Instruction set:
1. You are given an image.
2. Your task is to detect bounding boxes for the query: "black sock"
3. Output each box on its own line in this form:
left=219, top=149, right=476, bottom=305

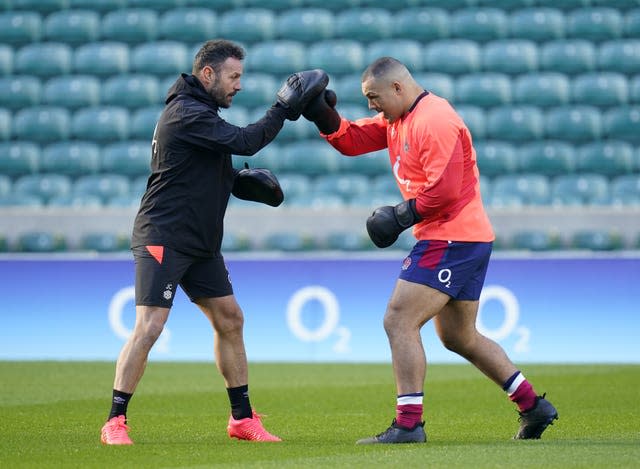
left=227, top=384, right=252, bottom=420
left=108, top=389, right=133, bottom=421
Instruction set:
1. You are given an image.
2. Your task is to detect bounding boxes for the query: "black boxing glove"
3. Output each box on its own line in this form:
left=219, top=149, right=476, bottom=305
left=276, top=69, right=329, bottom=121
left=366, top=199, right=422, bottom=248
left=303, top=89, right=341, bottom=135
left=232, top=163, right=284, bottom=207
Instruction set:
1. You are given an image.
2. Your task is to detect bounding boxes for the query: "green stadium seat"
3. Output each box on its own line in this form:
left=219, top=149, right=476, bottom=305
left=474, top=140, right=517, bottom=177
left=540, top=39, right=596, bottom=75
left=13, top=174, right=72, bottom=203
left=335, top=104, right=374, bottom=122
left=477, top=0, right=535, bottom=10
left=603, top=106, right=640, bottom=144
left=413, top=73, right=455, bottom=101
left=451, top=8, right=509, bottom=43
left=80, top=232, right=128, bottom=252
left=349, top=191, right=403, bottom=208
left=0, top=234, right=7, bottom=252
left=106, top=193, right=144, bottom=208
left=131, top=175, right=149, bottom=198
left=0, top=175, right=10, bottom=198
left=455, top=73, right=511, bottom=107
left=455, top=105, right=486, bottom=139
left=247, top=41, right=305, bottom=75
left=324, top=231, right=371, bottom=251
left=74, top=42, right=129, bottom=77
left=102, top=74, right=160, bottom=109
left=41, top=141, right=101, bottom=176
left=572, top=72, right=629, bottom=108
left=631, top=75, right=640, bottom=103
left=0, top=75, right=42, bottom=111
left=313, top=173, right=369, bottom=202
left=567, top=8, right=624, bottom=42
left=508, top=8, right=565, bottom=42
left=365, top=40, right=423, bottom=72
left=519, top=141, right=575, bottom=176
left=487, top=106, right=544, bottom=142
left=102, top=141, right=150, bottom=176
left=0, top=11, right=42, bottom=47
left=220, top=232, right=251, bottom=252
left=128, top=0, right=184, bottom=11
left=12, top=0, right=68, bottom=14
left=275, top=173, right=309, bottom=199
left=69, top=0, right=127, bottom=13
left=371, top=174, right=400, bottom=196
left=334, top=73, right=365, bottom=105
left=159, top=8, right=216, bottom=43
left=307, top=40, right=365, bottom=75
left=392, top=7, right=449, bottom=42
left=231, top=73, right=278, bottom=108
left=610, top=174, right=640, bottom=205
left=571, top=229, right=623, bottom=251
left=102, top=9, right=158, bottom=44
left=72, top=106, right=129, bottom=143
left=0, top=193, right=44, bottom=207
left=280, top=140, right=341, bottom=176
left=626, top=8, right=640, bottom=37
left=513, top=72, right=570, bottom=108
left=285, top=192, right=346, bottom=208
left=131, top=105, right=162, bottom=140
left=219, top=9, right=276, bottom=43
left=48, top=193, right=103, bottom=207
left=272, top=116, right=313, bottom=142
left=73, top=173, right=130, bottom=202
left=304, top=0, right=359, bottom=9
left=577, top=141, right=634, bottom=177
left=0, top=45, right=12, bottom=76
left=545, top=106, right=602, bottom=143
left=158, top=75, right=177, bottom=102
left=219, top=106, right=250, bottom=127
left=492, top=174, right=551, bottom=205
left=335, top=8, right=392, bottom=43
left=0, top=141, right=39, bottom=176
left=534, top=0, right=589, bottom=9
left=0, top=108, right=10, bottom=141
left=424, top=40, right=481, bottom=75
left=339, top=149, right=390, bottom=177
left=262, top=231, right=315, bottom=251
left=131, top=41, right=189, bottom=75
left=552, top=174, right=610, bottom=206
left=276, top=8, right=334, bottom=43
left=394, top=229, right=418, bottom=251
left=44, top=10, right=100, bottom=46
left=14, top=106, right=71, bottom=143
left=511, top=229, right=562, bottom=251
left=597, top=40, right=640, bottom=75
left=482, top=40, right=538, bottom=75
left=43, top=75, right=101, bottom=110
left=479, top=174, right=491, bottom=204
left=17, top=231, right=66, bottom=252
left=15, top=43, right=72, bottom=78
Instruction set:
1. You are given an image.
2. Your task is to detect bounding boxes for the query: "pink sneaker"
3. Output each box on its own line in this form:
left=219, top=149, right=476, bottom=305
left=101, top=415, right=133, bottom=445
left=227, top=410, right=282, bottom=442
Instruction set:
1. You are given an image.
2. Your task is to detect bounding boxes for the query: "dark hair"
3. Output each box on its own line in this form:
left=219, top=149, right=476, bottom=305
left=361, top=56, right=404, bottom=82
left=192, top=39, right=245, bottom=74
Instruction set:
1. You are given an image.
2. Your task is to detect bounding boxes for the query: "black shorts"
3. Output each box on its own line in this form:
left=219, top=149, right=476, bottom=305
left=132, top=245, right=233, bottom=308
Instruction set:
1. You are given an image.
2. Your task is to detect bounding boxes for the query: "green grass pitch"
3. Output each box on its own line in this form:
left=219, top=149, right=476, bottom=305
left=1, top=362, right=638, bottom=468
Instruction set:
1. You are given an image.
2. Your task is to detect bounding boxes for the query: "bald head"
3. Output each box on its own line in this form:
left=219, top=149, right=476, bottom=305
left=361, top=57, right=424, bottom=123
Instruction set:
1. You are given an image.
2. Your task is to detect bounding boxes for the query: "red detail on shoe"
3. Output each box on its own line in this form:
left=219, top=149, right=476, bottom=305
left=101, top=415, right=133, bottom=445
left=396, top=403, right=423, bottom=429
left=227, top=410, right=282, bottom=442
left=146, top=245, right=164, bottom=264
left=417, top=240, right=448, bottom=269
left=510, top=380, right=537, bottom=412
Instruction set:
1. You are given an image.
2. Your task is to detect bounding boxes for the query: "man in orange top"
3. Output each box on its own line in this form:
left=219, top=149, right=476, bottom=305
left=302, top=57, right=558, bottom=444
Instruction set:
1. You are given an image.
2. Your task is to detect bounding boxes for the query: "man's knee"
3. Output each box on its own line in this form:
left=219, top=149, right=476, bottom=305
left=213, top=307, right=244, bottom=336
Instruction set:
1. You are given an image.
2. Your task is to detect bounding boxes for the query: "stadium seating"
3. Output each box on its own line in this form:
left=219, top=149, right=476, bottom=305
left=540, top=40, right=596, bottom=75
left=455, top=105, right=486, bottom=139
left=74, top=42, right=130, bottom=77
left=275, top=8, right=334, bottom=43
left=324, top=231, right=372, bottom=251
left=43, top=75, right=101, bottom=110
left=229, top=73, right=277, bottom=108
left=482, top=39, right=538, bottom=75
left=611, top=174, right=640, bottom=205
left=248, top=41, right=306, bottom=75
left=424, top=40, right=481, bottom=75
left=13, top=106, right=71, bottom=143
left=492, top=174, right=551, bottom=205
left=577, top=141, right=635, bottom=177
left=159, top=8, right=217, bottom=43
left=0, top=45, right=12, bottom=76
left=545, top=106, right=602, bottom=143
left=274, top=173, right=309, bottom=200
left=102, top=74, right=160, bottom=108
left=220, top=232, right=251, bottom=252
left=16, top=231, right=66, bottom=252
left=339, top=149, right=390, bottom=177
left=80, top=231, right=129, bottom=252
left=552, top=174, right=610, bottom=206
left=101, top=8, right=159, bottom=44
left=626, top=8, right=640, bottom=37
left=41, top=141, right=101, bottom=176
left=474, top=141, right=518, bottom=177
left=101, top=141, right=151, bottom=176
left=0, top=193, right=43, bottom=207
left=262, top=231, right=315, bottom=251
left=131, top=41, right=189, bottom=75
left=513, top=73, right=570, bottom=108
left=0, top=109, right=10, bottom=141
left=279, top=140, right=341, bottom=176
left=304, top=0, right=358, bottom=10
left=219, top=8, right=276, bottom=43
left=603, top=106, right=640, bottom=143
left=335, top=8, right=393, bottom=43
left=72, top=106, right=129, bottom=142
left=313, top=173, right=370, bottom=203
left=307, top=40, right=365, bottom=75
left=69, top=0, right=127, bottom=13
left=519, top=141, right=575, bottom=176
left=0, top=141, right=40, bottom=176
left=598, top=40, right=640, bottom=75
left=455, top=73, right=511, bottom=107
left=366, top=40, right=423, bottom=72
left=48, top=193, right=103, bottom=207
left=0, top=175, right=11, bottom=198
left=572, top=73, right=629, bottom=108
left=566, top=8, right=624, bottom=42
left=0, top=11, right=42, bottom=47
left=511, top=229, right=562, bottom=251
left=535, top=0, right=589, bottom=10
left=508, top=8, right=565, bottom=42
left=392, top=7, right=450, bottom=42
left=13, top=174, right=72, bottom=203
left=14, top=43, right=73, bottom=77
left=44, top=10, right=100, bottom=46
left=486, top=106, right=544, bottom=142
left=450, top=8, right=509, bottom=42
left=571, top=229, right=623, bottom=251
left=130, top=105, right=163, bottom=140
left=73, top=173, right=130, bottom=202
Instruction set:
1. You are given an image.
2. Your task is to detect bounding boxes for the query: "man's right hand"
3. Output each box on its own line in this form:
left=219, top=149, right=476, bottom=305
left=303, top=89, right=341, bottom=135
left=276, top=69, right=328, bottom=121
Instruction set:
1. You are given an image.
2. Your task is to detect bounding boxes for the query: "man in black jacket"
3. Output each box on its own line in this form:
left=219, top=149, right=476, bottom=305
left=101, top=39, right=328, bottom=445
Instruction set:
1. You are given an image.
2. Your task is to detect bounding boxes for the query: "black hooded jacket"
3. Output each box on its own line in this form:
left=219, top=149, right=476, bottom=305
left=131, top=73, right=287, bottom=257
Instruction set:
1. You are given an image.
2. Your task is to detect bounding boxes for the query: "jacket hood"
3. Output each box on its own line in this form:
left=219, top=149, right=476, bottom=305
left=165, top=73, right=218, bottom=110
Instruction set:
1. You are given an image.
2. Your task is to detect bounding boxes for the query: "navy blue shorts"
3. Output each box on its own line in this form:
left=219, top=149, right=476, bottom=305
left=398, top=240, right=493, bottom=300
left=132, top=245, right=233, bottom=308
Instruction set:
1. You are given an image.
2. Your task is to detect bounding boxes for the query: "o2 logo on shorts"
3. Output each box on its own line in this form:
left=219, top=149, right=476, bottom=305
left=438, top=268, right=452, bottom=288
left=401, top=257, right=412, bottom=270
